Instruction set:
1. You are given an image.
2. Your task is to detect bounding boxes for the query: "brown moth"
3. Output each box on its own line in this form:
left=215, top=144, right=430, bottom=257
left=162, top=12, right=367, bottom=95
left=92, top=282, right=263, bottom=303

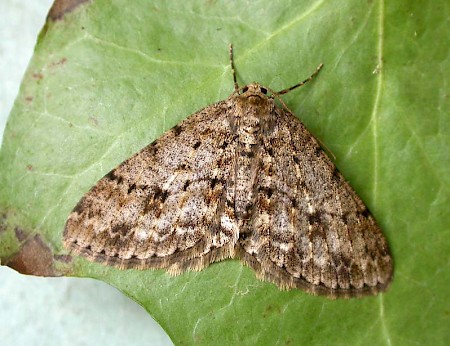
left=64, top=45, right=392, bottom=298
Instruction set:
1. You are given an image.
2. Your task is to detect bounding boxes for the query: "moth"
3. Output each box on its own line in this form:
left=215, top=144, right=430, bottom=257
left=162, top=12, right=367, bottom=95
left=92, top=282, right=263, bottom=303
left=64, top=45, right=392, bottom=298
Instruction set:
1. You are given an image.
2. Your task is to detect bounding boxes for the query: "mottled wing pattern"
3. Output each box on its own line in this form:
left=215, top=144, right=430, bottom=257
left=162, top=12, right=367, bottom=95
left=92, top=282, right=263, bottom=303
left=238, top=108, right=392, bottom=298
left=64, top=101, right=239, bottom=273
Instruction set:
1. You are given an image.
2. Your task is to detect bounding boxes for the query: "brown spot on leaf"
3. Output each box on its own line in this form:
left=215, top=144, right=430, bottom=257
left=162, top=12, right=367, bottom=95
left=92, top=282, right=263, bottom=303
left=0, top=212, right=6, bottom=235
left=54, top=254, right=72, bottom=263
left=25, top=96, right=33, bottom=103
left=47, top=0, right=91, bottom=21
left=88, top=115, right=98, bottom=126
left=14, top=226, right=27, bottom=242
left=26, top=164, right=33, bottom=171
left=262, top=304, right=273, bottom=318
left=262, top=304, right=282, bottom=318
left=53, top=57, right=67, bottom=66
left=6, top=235, right=61, bottom=277
left=32, top=72, right=43, bottom=80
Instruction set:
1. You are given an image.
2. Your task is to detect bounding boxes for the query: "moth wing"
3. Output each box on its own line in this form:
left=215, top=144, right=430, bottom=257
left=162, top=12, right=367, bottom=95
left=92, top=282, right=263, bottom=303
left=64, top=100, right=239, bottom=273
left=238, top=110, right=393, bottom=298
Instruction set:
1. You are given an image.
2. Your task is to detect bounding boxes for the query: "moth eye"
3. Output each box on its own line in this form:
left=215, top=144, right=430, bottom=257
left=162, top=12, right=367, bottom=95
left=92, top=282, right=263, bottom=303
left=242, top=86, right=249, bottom=93
left=260, top=87, right=267, bottom=94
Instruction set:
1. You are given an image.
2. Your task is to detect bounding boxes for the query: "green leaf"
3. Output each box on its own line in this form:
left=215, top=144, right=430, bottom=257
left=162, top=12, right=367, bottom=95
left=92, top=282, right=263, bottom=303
left=1, top=0, right=449, bottom=344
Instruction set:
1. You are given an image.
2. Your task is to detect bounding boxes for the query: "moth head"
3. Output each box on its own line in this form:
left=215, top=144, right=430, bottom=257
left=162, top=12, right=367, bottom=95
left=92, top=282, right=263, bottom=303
left=238, top=83, right=274, bottom=105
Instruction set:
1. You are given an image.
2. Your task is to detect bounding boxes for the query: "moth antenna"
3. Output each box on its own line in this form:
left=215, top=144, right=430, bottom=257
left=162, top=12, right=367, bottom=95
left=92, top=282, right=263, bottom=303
left=277, top=63, right=324, bottom=95
left=229, top=44, right=239, bottom=92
